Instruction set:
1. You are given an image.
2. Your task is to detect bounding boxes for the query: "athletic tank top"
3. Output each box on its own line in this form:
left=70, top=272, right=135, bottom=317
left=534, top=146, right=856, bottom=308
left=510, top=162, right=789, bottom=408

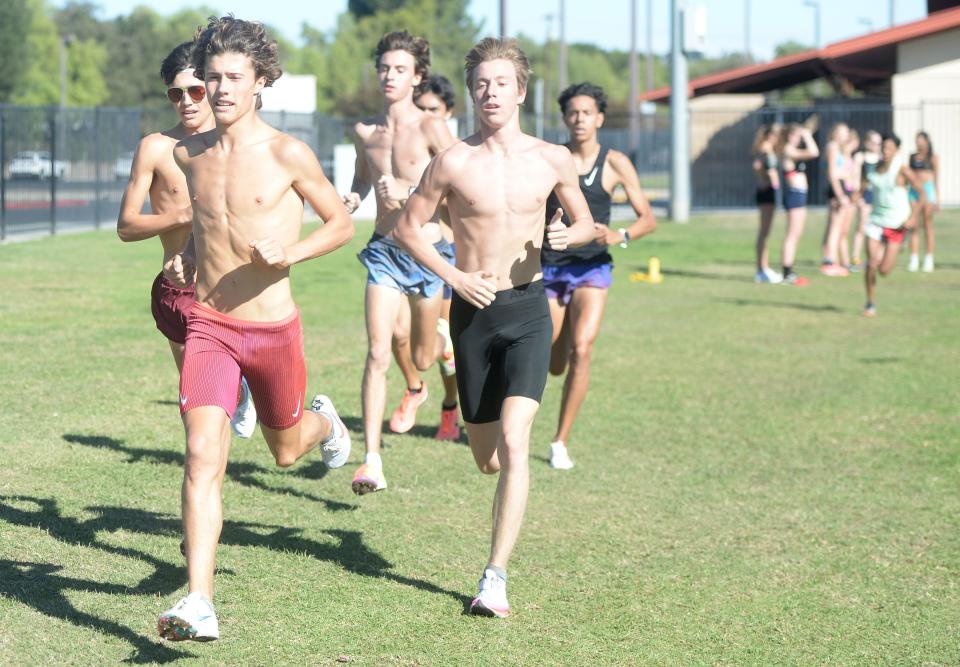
left=542, top=145, right=613, bottom=267
left=867, top=155, right=910, bottom=229
left=909, top=152, right=932, bottom=171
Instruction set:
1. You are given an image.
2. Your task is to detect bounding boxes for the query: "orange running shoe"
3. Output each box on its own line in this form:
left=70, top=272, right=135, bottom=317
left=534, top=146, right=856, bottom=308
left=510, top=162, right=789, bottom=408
left=389, top=383, right=428, bottom=433
left=435, top=405, right=461, bottom=441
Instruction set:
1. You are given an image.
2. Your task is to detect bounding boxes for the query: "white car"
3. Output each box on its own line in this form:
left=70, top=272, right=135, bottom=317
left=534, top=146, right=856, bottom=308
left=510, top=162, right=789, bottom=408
left=9, top=151, right=69, bottom=180
left=114, top=151, right=134, bottom=180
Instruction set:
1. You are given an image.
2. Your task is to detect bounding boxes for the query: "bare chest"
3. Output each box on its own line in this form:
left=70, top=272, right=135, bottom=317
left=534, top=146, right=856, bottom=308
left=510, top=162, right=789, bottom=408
left=449, top=154, right=557, bottom=219
left=188, top=150, right=294, bottom=221
left=363, top=126, right=433, bottom=182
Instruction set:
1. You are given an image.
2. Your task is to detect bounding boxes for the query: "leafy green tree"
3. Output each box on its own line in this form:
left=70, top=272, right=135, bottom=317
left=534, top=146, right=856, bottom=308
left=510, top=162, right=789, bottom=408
left=11, top=0, right=60, bottom=106
left=0, top=0, right=31, bottom=102
left=65, top=39, right=108, bottom=107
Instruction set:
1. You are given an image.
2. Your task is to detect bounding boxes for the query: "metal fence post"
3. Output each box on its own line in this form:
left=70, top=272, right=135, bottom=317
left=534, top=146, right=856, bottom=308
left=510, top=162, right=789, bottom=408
left=94, top=108, right=102, bottom=229
left=49, top=107, right=57, bottom=235
left=1, top=107, right=6, bottom=242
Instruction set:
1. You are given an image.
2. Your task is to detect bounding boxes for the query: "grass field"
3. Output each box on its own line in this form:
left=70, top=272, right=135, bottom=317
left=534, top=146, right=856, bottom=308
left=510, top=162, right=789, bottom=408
left=0, top=211, right=958, bottom=665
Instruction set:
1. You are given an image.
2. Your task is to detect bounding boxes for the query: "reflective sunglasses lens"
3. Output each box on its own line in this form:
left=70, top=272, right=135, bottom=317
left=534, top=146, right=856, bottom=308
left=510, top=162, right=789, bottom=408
left=166, top=88, right=184, bottom=104
left=188, top=86, right=205, bottom=102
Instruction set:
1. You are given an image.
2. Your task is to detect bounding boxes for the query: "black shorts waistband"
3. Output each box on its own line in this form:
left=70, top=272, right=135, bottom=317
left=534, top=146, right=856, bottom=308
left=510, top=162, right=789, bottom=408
left=488, top=280, right=545, bottom=306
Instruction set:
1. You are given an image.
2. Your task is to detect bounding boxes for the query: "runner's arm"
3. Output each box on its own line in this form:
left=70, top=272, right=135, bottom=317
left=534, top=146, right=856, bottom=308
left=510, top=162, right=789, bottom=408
left=395, top=156, right=496, bottom=308
left=932, top=154, right=941, bottom=211
left=604, top=150, right=655, bottom=246
left=280, top=141, right=355, bottom=265
left=117, top=137, right=192, bottom=241
left=552, top=150, right=599, bottom=248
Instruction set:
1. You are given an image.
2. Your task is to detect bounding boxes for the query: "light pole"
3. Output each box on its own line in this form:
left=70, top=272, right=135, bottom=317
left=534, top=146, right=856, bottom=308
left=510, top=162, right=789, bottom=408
left=629, top=0, right=639, bottom=151
left=544, top=13, right=554, bottom=132
left=669, top=0, right=689, bottom=223
left=645, top=0, right=653, bottom=92
left=744, top=0, right=751, bottom=60
left=803, top=0, right=821, bottom=48
left=59, top=34, right=75, bottom=108
left=558, top=0, right=567, bottom=94
left=500, top=0, right=507, bottom=38
left=889, top=0, right=895, bottom=27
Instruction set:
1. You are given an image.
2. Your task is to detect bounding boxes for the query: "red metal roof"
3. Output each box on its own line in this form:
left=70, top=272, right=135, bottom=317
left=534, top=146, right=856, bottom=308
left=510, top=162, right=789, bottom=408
left=640, top=6, right=960, bottom=102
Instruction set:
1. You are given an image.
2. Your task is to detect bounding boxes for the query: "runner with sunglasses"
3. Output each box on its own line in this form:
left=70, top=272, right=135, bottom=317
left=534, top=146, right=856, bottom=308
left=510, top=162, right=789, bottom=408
left=117, top=42, right=257, bottom=439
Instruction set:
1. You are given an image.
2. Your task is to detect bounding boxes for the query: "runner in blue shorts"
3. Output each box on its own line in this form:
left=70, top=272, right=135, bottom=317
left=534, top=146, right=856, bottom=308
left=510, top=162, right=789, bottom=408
left=541, top=82, right=656, bottom=470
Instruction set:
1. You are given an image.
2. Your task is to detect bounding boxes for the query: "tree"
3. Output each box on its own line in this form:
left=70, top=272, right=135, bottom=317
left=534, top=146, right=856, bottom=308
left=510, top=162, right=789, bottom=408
left=11, top=0, right=60, bottom=106
left=0, top=0, right=31, bottom=102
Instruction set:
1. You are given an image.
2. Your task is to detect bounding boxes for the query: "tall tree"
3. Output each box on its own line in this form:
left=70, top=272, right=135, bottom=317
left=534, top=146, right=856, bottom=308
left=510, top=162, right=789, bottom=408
left=11, top=0, right=60, bottom=106
left=0, top=0, right=31, bottom=102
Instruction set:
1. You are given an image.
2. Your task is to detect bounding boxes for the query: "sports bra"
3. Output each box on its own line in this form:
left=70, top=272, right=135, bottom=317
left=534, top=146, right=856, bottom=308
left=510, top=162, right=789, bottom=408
left=910, top=152, right=933, bottom=171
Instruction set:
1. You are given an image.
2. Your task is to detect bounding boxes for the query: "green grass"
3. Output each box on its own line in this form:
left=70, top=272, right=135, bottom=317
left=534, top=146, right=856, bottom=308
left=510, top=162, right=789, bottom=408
left=0, top=212, right=958, bottom=665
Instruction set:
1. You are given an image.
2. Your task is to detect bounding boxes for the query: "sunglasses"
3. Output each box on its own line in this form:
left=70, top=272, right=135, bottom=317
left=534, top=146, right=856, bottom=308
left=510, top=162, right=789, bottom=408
left=166, top=85, right=205, bottom=104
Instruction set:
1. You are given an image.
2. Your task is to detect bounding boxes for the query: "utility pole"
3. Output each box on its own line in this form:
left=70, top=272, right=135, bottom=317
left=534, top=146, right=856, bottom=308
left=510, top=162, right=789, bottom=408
left=629, top=0, right=640, bottom=152
left=544, top=13, right=554, bottom=132
left=500, top=0, right=507, bottom=38
left=645, top=0, right=653, bottom=92
left=744, top=0, right=751, bottom=61
left=669, top=0, right=689, bottom=222
left=804, top=0, right=821, bottom=48
left=889, top=0, right=895, bottom=27
left=558, top=0, right=568, bottom=93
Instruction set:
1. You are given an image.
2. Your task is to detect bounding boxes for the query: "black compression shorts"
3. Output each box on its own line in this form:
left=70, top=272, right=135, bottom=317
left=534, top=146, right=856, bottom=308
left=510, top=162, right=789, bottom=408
left=449, top=280, right=552, bottom=424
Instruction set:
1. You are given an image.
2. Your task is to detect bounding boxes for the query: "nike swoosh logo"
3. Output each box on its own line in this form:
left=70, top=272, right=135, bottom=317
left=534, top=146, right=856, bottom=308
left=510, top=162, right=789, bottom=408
left=292, top=393, right=301, bottom=418
left=180, top=395, right=188, bottom=407
left=583, top=166, right=599, bottom=187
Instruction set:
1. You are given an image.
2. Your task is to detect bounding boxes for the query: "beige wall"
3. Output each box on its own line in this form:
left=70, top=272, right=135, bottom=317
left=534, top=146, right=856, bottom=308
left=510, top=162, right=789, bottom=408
left=893, top=29, right=960, bottom=205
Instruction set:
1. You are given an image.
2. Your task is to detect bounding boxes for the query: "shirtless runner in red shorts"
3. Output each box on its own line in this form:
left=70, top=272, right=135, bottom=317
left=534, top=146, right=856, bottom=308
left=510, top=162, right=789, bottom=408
left=117, top=41, right=256, bottom=437
left=155, top=17, right=354, bottom=642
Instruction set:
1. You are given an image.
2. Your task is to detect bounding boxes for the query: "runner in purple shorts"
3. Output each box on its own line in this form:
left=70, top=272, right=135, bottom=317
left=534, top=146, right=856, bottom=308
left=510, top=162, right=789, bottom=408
left=117, top=42, right=256, bottom=437
left=542, top=82, right=656, bottom=470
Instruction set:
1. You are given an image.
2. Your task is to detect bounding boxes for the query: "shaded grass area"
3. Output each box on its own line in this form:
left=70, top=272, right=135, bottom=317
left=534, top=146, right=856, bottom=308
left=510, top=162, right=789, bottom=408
left=0, top=212, right=958, bottom=665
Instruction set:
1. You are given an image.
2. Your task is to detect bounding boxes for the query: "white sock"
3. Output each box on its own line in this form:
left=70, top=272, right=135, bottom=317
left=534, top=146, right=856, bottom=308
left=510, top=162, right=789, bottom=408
left=365, top=452, right=382, bottom=468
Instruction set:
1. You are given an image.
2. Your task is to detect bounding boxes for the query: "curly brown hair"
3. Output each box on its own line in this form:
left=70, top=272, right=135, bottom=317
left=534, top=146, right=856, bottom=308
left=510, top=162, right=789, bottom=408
left=192, top=15, right=282, bottom=110
left=374, top=30, right=430, bottom=79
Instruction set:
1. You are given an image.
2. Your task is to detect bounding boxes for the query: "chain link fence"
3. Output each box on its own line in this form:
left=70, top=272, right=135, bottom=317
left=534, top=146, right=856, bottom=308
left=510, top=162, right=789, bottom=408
left=2, top=101, right=955, bottom=240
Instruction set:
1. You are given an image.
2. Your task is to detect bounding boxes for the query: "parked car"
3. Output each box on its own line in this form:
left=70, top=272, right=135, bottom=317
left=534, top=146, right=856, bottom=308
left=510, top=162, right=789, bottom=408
left=114, top=151, right=134, bottom=180
left=9, top=150, right=69, bottom=180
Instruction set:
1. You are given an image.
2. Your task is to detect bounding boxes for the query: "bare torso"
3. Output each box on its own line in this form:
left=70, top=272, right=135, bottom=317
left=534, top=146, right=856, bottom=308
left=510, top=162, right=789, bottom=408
left=354, top=113, right=446, bottom=241
left=176, top=124, right=305, bottom=321
left=442, top=135, right=566, bottom=291
left=144, top=132, right=194, bottom=261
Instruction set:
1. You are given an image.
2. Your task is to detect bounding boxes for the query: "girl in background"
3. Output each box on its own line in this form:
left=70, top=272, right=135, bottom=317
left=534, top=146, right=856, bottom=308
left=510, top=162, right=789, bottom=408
left=778, top=123, right=819, bottom=285
left=862, top=133, right=926, bottom=316
left=821, top=122, right=853, bottom=276
left=752, top=124, right=782, bottom=283
left=907, top=131, right=939, bottom=272
left=851, top=130, right=882, bottom=268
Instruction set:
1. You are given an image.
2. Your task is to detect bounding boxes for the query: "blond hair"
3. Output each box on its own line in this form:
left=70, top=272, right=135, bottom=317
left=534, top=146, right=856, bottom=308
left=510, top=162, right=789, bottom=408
left=464, top=37, right=531, bottom=92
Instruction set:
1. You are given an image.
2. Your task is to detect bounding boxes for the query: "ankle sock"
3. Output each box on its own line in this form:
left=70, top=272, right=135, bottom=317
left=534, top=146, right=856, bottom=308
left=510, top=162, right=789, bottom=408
left=442, top=401, right=458, bottom=411
left=408, top=384, right=423, bottom=394
left=365, top=452, right=382, bottom=468
left=485, top=565, right=507, bottom=581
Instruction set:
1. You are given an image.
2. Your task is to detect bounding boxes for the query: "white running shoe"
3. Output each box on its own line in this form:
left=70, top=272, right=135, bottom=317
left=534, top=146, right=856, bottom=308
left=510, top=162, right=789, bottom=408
left=230, top=377, right=257, bottom=438
left=922, top=254, right=934, bottom=273
left=763, top=267, right=783, bottom=284
left=436, top=317, right=456, bottom=377
left=907, top=254, right=919, bottom=272
left=157, top=592, right=219, bottom=642
left=549, top=441, right=574, bottom=470
left=470, top=569, right=510, bottom=618
left=311, top=394, right=351, bottom=468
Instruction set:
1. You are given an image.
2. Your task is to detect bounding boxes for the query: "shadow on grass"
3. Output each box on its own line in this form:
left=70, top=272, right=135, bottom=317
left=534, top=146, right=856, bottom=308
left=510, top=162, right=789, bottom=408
left=0, top=496, right=188, bottom=663
left=153, top=400, right=179, bottom=407
left=717, top=297, right=843, bottom=313
left=62, top=434, right=355, bottom=512
left=0, top=494, right=471, bottom=658
left=657, top=268, right=754, bottom=283
left=859, top=356, right=903, bottom=364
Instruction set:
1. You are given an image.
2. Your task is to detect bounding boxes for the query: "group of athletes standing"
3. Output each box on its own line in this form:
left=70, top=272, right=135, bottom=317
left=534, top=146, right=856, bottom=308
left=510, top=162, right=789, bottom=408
left=752, top=120, right=941, bottom=315
left=116, top=16, right=655, bottom=640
